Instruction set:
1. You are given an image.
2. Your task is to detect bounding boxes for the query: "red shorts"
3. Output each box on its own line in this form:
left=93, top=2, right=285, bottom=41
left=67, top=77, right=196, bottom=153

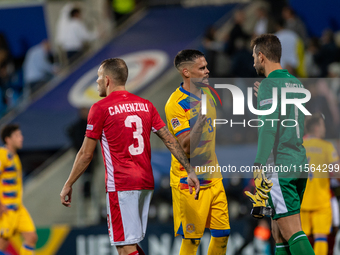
left=106, top=190, right=153, bottom=246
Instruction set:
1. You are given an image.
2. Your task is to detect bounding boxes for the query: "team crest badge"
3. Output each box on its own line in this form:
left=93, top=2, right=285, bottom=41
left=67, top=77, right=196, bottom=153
left=171, top=118, right=181, bottom=129
left=186, top=223, right=195, bottom=233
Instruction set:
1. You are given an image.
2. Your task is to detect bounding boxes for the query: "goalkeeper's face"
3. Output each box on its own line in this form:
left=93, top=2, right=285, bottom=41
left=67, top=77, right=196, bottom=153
left=96, top=66, right=107, bottom=97
left=253, top=46, right=265, bottom=76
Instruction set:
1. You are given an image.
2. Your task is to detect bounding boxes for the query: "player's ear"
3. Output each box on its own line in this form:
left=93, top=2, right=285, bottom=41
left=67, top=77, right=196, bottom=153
left=182, top=67, right=190, bottom=78
left=258, top=52, right=265, bottom=63
left=105, top=75, right=110, bottom=87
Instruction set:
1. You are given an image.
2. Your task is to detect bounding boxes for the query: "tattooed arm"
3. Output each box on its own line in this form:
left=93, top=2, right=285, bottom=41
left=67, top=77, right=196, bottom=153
left=156, top=126, right=200, bottom=199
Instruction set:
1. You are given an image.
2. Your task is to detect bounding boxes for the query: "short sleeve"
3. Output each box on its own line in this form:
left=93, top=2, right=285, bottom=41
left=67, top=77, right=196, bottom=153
left=85, top=103, right=105, bottom=140
left=327, top=143, right=339, bottom=164
left=150, top=103, right=166, bottom=132
left=165, top=101, right=190, bottom=137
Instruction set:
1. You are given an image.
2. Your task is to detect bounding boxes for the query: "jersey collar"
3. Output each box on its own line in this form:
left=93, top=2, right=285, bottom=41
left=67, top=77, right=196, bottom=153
left=267, top=69, right=288, bottom=78
left=179, top=83, right=201, bottom=101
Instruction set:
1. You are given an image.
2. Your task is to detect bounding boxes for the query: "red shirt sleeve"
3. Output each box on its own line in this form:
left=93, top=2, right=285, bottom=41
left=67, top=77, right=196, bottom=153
left=150, top=103, right=165, bottom=132
left=86, top=103, right=105, bottom=139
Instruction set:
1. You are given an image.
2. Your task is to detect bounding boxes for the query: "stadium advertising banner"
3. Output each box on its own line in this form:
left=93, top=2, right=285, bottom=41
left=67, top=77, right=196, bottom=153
left=5, top=221, right=281, bottom=255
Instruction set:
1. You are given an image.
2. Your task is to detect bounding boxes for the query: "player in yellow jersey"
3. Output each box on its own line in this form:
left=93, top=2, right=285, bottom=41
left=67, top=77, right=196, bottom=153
left=301, top=113, right=340, bottom=255
left=0, top=124, right=37, bottom=255
left=165, top=50, right=230, bottom=255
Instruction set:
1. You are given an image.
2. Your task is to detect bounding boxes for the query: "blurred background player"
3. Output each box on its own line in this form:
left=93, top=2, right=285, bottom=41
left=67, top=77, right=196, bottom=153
left=60, top=58, right=199, bottom=255
left=300, top=113, right=340, bottom=255
left=247, top=34, right=314, bottom=255
left=165, top=49, right=230, bottom=255
left=0, top=124, right=37, bottom=255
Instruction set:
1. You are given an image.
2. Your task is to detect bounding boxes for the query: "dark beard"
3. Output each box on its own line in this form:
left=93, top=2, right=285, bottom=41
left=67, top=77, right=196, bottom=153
left=255, top=65, right=265, bottom=76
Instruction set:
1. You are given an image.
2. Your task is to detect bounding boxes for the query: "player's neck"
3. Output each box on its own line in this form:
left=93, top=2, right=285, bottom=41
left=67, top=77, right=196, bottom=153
left=264, top=63, right=283, bottom=77
left=107, top=85, right=126, bottom=96
left=5, top=144, right=16, bottom=155
left=182, top=81, right=201, bottom=98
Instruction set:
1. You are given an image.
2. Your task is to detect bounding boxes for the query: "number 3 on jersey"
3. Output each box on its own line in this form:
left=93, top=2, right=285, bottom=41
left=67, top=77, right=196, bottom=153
left=125, top=115, right=144, bottom=155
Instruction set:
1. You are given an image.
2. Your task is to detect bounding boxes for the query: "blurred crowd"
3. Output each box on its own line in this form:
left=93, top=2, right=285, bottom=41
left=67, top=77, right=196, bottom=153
left=0, top=0, right=137, bottom=118
left=201, top=2, right=340, bottom=143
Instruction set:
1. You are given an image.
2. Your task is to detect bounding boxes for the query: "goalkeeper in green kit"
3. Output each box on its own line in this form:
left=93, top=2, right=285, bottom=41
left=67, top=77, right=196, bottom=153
left=244, top=34, right=315, bottom=255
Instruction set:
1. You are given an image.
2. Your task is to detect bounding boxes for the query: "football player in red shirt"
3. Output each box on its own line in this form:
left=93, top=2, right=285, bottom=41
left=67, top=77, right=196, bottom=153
left=60, top=58, right=199, bottom=255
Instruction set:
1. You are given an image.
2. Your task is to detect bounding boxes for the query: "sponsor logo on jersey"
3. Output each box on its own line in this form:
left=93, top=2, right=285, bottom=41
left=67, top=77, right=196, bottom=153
left=260, top=98, right=273, bottom=106
left=86, top=124, right=93, bottom=131
left=171, top=118, right=181, bottom=129
left=186, top=223, right=195, bottom=233
left=68, top=50, right=169, bottom=108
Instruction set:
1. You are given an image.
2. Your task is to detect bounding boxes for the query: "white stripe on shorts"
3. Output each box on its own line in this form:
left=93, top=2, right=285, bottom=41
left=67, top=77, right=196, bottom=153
left=269, top=171, right=288, bottom=214
left=107, top=190, right=153, bottom=246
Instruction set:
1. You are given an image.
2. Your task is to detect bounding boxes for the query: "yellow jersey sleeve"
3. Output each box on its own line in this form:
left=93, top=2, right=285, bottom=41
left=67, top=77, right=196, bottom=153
left=165, top=99, right=190, bottom=138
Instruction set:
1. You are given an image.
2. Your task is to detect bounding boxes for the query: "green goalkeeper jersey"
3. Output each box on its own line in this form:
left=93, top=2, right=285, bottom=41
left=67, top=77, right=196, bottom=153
left=254, top=69, right=307, bottom=168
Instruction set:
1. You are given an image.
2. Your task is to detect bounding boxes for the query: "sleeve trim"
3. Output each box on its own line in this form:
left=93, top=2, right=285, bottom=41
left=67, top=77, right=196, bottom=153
left=175, top=128, right=190, bottom=137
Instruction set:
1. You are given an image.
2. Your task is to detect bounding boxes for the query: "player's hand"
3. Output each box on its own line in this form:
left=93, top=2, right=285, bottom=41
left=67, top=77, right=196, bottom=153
left=187, top=170, right=200, bottom=200
left=253, top=165, right=273, bottom=200
left=196, top=108, right=207, bottom=128
left=244, top=191, right=266, bottom=219
left=60, top=185, right=73, bottom=207
left=0, top=203, right=7, bottom=217
left=254, top=81, right=260, bottom=97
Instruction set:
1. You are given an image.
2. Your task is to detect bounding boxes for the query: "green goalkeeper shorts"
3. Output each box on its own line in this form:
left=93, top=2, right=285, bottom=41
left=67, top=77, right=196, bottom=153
left=267, top=171, right=307, bottom=220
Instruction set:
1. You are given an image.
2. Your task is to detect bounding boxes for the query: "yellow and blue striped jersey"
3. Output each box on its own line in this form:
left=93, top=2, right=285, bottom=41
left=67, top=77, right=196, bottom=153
left=301, top=137, right=339, bottom=210
left=0, top=147, right=23, bottom=210
left=165, top=84, right=222, bottom=189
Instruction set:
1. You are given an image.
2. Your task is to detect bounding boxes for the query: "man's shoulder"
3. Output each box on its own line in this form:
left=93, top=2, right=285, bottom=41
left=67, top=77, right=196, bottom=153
left=166, top=87, right=186, bottom=106
left=304, top=138, right=332, bottom=149
left=0, top=147, right=11, bottom=162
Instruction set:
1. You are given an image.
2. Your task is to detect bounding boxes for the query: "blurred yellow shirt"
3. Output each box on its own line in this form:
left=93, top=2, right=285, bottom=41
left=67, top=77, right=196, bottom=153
left=301, top=137, right=339, bottom=210
left=0, top=147, right=23, bottom=210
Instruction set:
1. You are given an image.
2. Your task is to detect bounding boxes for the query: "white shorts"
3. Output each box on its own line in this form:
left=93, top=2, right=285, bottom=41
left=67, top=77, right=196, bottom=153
left=106, top=190, right=153, bottom=246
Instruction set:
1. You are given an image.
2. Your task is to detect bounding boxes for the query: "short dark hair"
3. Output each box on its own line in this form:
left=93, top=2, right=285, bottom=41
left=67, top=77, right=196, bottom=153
left=70, top=8, right=81, bottom=18
left=174, top=49, right=205, bottom=70
left=251, top=34, right=282, bottom=63
left=101, top=58, right=128, bottom=85
left=1, top=124, right=20, bottom=144
left=305, top=113, right=324, bottom=133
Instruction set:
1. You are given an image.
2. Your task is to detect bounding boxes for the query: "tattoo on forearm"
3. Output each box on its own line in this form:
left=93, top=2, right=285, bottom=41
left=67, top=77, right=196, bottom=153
left=156, top=127, right=192, bottom=173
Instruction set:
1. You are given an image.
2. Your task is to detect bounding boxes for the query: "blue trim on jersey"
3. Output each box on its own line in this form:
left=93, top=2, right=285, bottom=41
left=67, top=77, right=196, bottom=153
left=175, top=128, right=190, bottom=137
left=7, top=153, right=13, bottom=160
left=0, top=250, right=6, bottom=255
left=24, top=244, right=35, bottom=250
left=177, top=223, right=184, bottom=236
left=179, top=84, right=201, bottom=101
left=4, top=166, right=15, bottom=172
left=6, top=204, right=18, bottom=210
left=315, top=237, right=327, bottom=242
left=210, top=229, right=230, bottom=237
left=178, top=98, right=191, bottom=111
left=2, top=178, right=16, bottom=185
left=3, top=191, right=17, bottom=198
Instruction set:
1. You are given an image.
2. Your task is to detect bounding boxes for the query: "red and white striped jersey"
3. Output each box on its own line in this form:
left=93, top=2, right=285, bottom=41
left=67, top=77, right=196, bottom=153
left=86, top=90, right=165, bottom=192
